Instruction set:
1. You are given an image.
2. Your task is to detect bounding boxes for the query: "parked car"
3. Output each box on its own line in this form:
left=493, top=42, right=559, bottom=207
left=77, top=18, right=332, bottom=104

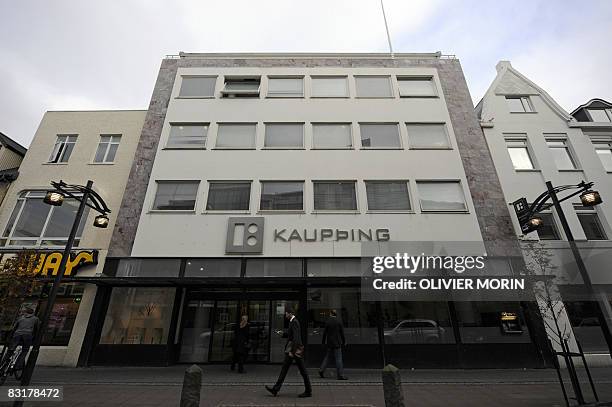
left=384, top=319, right=445, bottom=344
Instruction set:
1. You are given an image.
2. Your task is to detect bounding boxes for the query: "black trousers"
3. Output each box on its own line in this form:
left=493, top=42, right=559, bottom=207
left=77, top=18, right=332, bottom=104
left=231, top=351, right=247, bottom=372
left=273, top=354, right=312, bottom=393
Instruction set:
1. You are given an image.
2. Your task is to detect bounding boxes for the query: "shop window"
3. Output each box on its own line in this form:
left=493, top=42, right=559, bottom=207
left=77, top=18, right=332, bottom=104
left=307, top=288, right=379, bottom=345
left=100, top=287, right=176, bottom=345
left=184, top=259, right=242, bottom=277
left=454, top=302, right=531, bottom=343
left=306, top=259, right=362, bottom=277
left=115, top=259, right=181, bottom=277
left=245, top=259, right=302, bottom=277
left=381, top=302, right=455, bottom=344
left=564, top=301, right=608, bottom=352
left=1, top=191, right=89, bottom=247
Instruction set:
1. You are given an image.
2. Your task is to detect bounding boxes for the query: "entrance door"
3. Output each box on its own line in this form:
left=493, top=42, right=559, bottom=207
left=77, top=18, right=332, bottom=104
left=209, top=300, right=239, bottom=362
left=178, top=300, right=214, bottom=362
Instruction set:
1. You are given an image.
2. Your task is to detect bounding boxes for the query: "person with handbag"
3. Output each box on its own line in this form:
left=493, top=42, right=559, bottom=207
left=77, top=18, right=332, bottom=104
left=265, top=307, right=312, bottom=398
left=230, top=314, right=250, bottom=373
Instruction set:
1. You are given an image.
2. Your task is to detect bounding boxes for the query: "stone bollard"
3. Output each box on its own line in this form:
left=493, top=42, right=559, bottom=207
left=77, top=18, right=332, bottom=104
left=180, top=364, right=203, bottom=407
left=382, top=364, right=405, bottom=407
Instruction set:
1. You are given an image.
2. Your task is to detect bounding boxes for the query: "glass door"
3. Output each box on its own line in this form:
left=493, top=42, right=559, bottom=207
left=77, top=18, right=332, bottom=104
left=178, top=300, right=214, bottom=362
left=209, top=300, right=239, bottom=362
left=270, top=300, right=300, bottom=362
left=245, top=300, right=271, bottom=362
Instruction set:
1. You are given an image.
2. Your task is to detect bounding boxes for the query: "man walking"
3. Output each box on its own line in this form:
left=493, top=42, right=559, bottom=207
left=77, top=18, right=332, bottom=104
left=318, top=309, right=348, bottom=380
left=265, top=307, right=312, bottom=398
left=9, top=307, right=40, bottom=370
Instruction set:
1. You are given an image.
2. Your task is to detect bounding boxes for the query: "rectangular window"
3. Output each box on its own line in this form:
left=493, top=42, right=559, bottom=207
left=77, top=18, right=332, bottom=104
left=505, top=138, right=534, bottom=170
left=178, top=76, right=216, bottom=97
left=574, top=204, right=607, bottom=240
left=184, top=259, right=242, bottom=277
left=260, top=181, right=304, bottom=210
left=99, top=287, right=176, bottom=345
left=313, top=181, right=357, bottom=211
left=506, top=96, right=534, bottom=113
left=536, top=213, right=561, bottom=240
left=360, top=123, right=401, bottom=148
left=1, top=191, right=90, bottom=247
left=312, top=123, right=352, bottom=149
left=417, top=181, right=467, bottom=212
left=546, top=139, right=576, bottom=170
left=365, top=181, right=411, bottom=211
left=588, top=109, right=612, bottom=123
left=311, top=76, right=348, bottom=97
left=397, top=77, right=436, bottom=97
left=593, top=141, right=612, bottom=171
left=264, top=123, right=303, bottom=148
left=267, top=77, right=303, bottom=98
left=245, top=259, right=303, bottom=277
left=215, top=124, right=256, bottom=149
left=221, top=77, right=260, bottom=98
left=206, top=182, right=251, bottom=211
left=167, top=124, right=208, bottom=148
left=93, top=135, right=121, bottom=163
left=406, top=124, right=450, bottom=148
left=48, top=135, right=77, bottom=163
left=152, top=181, right=199, bottom=211
left=355, top=76, right=393, bottom=98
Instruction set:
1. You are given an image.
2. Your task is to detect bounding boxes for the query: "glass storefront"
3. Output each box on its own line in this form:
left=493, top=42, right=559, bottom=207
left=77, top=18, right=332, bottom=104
left=381, top=302, right=454, bottom=344
left=565, top=301, right=608, bottom=352
left=454, top=301, right=530, bottom=343
left=100, top=287, right=176, bottom=345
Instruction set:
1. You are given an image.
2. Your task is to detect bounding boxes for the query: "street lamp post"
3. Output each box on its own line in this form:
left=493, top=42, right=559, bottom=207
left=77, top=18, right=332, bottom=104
left=513, top=180, right=612, bottom=356
left=14, top=180, right=110, bottom=406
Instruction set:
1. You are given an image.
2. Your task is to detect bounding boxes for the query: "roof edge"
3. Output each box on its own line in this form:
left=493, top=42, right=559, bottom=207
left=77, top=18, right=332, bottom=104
left=174, top=51, right=444, bottom=60
left=570, top=98, right=612, bottom=116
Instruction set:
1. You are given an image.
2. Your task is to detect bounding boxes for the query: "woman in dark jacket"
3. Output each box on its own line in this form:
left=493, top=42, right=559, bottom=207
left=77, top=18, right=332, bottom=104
left=231, top=314, right=250, bottom=373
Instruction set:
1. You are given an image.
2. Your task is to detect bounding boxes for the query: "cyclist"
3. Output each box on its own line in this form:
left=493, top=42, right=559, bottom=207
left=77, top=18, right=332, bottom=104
left=7, top=307, right=40, bottom=370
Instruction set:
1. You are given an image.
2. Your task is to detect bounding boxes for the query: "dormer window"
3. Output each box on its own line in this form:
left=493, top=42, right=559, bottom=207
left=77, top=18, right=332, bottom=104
left=221, top=77, right=261, bottom=98
left=587, top=109, right=612, bottom=123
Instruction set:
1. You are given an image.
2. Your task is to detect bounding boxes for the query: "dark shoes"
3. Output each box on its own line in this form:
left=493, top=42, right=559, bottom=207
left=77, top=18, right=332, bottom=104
left=318, top=370, right=325, bottom=378
left=337, top=376, right=348, bottom=380
left=265, top=385, right=278, bottom=397
left=298, top=392, right=312, bottom=398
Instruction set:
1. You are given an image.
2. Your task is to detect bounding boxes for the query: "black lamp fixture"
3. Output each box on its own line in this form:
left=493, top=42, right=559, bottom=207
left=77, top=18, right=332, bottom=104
left=93, top=214, right=110, bottom=228
left=43, top=191, right=64, bottom=206
left=580, top=189, right=602, bottom=207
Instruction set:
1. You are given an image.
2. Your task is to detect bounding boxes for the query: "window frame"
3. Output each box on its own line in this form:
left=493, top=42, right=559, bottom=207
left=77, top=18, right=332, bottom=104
left=359, top=122, right=402, bottom=149
left=365, top=180, right=412, bottom=212
left=311, top=123, right=354, bottom=150
left=312, top=180, right=359, bottom=212
left=48, top=135, right=77, bottom=164
left=214, top=123, right=257, bottom=150
left=92, top=134, right=121, bottom=164
left=504, top=136, right=536, bottom=170
left=406, top=123, right=451, bottom=149
left=266, top=76, right=304, bottom=98
left=258, top=181, right=305, bottom=212
left=354, top=75, right=394, bottom=99
left=416, top=180, right=469, bottom=213
left=263, top=122, right=305, bottom=149
left=177, top=75, right=217, bottom=99
left=506, top=96, right=535, bottom=113
left=150, top=180, right=200, bottom=212
left=587, top=109, right=612, bottom=123
left=165, top=123, right=209, bottom=150
left=204, top=181, right=252, bottom=212
left=310, top=76, right=349, bottom=98
left=220, top=76, right=261, bottom=98
left=397, top=76, right=438, bottom=98
left=592, top=140, right=612, bottom=172
left=545, top=137, right=578, bottom=170
left=574, top=203, right=608, bottom=241
left=535, top=212, right=562, bottom=241
left=1, top=190, right=89, bottom=247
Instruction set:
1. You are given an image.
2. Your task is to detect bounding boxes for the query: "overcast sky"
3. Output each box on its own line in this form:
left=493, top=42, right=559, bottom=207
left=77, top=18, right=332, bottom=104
left=1, top=0, right=611, bottom=147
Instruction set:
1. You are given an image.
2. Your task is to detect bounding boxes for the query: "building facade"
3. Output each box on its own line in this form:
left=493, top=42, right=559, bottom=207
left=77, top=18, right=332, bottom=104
left=0, top=132, right=27, bottom=207
left=0, top=110, right=146, bottom=366
left=74, top=53, right=552, bottom=368
left=477, top=61, right=612, bottom=364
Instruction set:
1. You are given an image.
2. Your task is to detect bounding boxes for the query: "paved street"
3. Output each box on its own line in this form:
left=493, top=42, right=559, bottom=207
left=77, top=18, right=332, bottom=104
left=2, top=365, right=611, bottom=406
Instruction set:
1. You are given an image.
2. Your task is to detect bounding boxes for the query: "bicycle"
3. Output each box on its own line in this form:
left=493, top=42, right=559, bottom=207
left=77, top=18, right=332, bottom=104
left=0, top=345, right=23, bottom=385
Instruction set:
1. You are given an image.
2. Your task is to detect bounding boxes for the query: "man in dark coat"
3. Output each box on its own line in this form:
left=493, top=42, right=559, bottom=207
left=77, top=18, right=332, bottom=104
left=265, top=308, right=312, bottom=398
left=318, top=309, right=347, bottom=380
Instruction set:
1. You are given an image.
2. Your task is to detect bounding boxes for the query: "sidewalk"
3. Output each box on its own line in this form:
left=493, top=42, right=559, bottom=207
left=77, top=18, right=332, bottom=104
left=6, top=365, right=612, bottom=407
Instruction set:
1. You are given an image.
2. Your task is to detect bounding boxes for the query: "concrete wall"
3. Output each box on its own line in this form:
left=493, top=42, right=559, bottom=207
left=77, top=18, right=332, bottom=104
left=0, top=110, right=146, bottom=365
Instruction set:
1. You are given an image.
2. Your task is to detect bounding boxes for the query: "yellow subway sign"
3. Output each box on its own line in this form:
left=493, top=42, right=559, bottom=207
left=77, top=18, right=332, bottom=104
left=33, top=250, right=98, bottom=276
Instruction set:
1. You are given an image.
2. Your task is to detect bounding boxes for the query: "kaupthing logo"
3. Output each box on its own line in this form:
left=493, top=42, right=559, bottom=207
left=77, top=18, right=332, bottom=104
left=226, top=217, right=264, bottom=254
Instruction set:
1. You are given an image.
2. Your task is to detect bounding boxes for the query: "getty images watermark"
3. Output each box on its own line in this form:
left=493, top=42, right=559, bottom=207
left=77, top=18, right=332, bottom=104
left=360, top=241, right=532, bottom=301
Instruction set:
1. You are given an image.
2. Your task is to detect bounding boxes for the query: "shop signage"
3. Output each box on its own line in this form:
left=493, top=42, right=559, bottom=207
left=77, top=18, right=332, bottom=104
left=273, top=228, right=390, bottom=242
left=34, top=250, right=98, bottom=277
